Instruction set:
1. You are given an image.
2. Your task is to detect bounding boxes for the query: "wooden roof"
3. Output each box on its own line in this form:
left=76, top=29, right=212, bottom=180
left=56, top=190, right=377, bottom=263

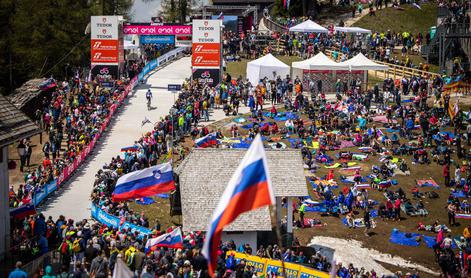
left=0, top=94, right=42, bottom=148
left=176, top=148, right=308, bottom=232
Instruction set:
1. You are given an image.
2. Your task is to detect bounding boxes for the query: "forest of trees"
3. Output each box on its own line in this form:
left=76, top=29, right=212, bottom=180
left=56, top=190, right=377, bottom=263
left=0, top=0, right=135, bottom=95
left=0, top=0, right=195, bottom=95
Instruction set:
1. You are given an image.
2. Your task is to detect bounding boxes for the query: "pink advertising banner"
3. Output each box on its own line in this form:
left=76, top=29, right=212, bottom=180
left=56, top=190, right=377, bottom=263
left=123, top=25, right=191, bottom=35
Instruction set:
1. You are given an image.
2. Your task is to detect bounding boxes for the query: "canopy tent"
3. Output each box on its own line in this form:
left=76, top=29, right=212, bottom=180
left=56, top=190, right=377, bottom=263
left=334, top=26, right=372, bottom=34
left=292, top=52, right=347, bottom=71
left=246, top=54, right=290, bottom=84
left=289, top=20, right=328, bottom=33
left=338, top=53, right=389, bottom=71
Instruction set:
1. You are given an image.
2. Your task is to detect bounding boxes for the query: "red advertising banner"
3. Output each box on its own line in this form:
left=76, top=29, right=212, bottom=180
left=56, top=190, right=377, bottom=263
left=192, top=43, right=221, bottom=67
left=91, top=49, right=119, bottom=63
left=91, top=39, right=119, bottom=64
left=91, top=39, right=118, bottom=51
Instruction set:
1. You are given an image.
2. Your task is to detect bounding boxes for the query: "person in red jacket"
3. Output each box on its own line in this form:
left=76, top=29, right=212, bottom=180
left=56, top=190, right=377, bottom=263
left=394, top=198, right=402, bottom=221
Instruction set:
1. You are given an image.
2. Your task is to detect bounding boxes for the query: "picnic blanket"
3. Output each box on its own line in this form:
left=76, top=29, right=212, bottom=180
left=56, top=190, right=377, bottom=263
left=309, top=179, right=338, bottom=189
left=372, top=115, right=397, bottom=124
left=341, top=176, right=368, bottom=183
left=304, top=205, right=328, bottom=213
left=440, top=131, right=455, bottom=139
left=417, top=179, right=440, bottom=189
left=220, top=138, right=242, bottom=144
left=341, top=166, right=361, bottom=172
left=325, top=163, right=341, bottom=169
left=287, top=138, right=302, bottom=148
left=156, top=194, right=170, bottom=199
left=455, top=213, right=471, bottom=219
left=355, top=184, right=371, bottom=190
left=135, top=197, right=155, bottom=205
left=358, top=147, right=374, bottom=153
left=339, top=140, right=355, bottom=149
left=389, top=230, right=421, bottom=247
left=352, top=154, right=368, bottom=161
left=241, top=123, right=254, bottom=130
left=274, top=116, right=288, bottom=121
left=232, top=142, right=251, bottom=149
left=269, top=142, right=287, bottom=149
left=341, top=218, right=366, bottom=228
left=233, top=117, right=246, bottom=123
left=423, top=235, right=437, bottom=248
left=303, top=218, right=323, bottom=227
left=286, top=112, right=300, bottom=120
left=451, top=190, right=466, bottom=198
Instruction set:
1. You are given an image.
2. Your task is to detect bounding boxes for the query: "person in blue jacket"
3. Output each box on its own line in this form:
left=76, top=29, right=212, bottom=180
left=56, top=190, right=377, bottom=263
left=8, top=261, right=27, bottom=278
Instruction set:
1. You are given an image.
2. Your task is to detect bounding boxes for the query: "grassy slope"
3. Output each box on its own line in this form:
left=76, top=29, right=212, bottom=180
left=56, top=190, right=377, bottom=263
left=353, top=2, right=437, bottom=34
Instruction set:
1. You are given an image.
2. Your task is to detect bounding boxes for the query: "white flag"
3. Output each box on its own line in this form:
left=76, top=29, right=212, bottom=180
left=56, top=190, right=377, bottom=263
left=112, top=258, right=134, bottom=278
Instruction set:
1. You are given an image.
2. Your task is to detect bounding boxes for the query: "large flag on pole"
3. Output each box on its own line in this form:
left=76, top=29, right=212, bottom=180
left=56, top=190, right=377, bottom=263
left=202, top=134, right=275, bottom=276
left=448, top=101, right=459, bottom=120
left=145, top=227, right=184, bottom=253
left=112, top=162, right=175, bottom=202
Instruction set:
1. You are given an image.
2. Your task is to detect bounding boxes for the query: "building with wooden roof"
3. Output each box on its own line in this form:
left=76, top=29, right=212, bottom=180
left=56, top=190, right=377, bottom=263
left=0, top=93, right=42, bottom=260
left=0, top=94, right=42, bottom=148
left=176, top=148, right=308, bottom=248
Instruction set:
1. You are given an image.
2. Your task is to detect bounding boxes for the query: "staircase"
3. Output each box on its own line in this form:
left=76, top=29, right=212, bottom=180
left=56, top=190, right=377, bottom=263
left=421, top=7, right=471, bottom=74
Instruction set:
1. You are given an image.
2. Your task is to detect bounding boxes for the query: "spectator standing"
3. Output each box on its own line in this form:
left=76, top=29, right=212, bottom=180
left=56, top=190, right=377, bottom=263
left=8, top=261, right=27, bottom=278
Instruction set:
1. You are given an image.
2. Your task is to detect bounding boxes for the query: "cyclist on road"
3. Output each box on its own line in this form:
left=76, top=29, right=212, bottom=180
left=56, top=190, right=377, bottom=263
left=146, top=89, right=153, bottom=110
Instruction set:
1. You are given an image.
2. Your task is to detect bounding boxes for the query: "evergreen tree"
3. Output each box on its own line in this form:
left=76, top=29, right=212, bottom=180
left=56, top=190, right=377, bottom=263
left=0, top=0, right=134, bottom=95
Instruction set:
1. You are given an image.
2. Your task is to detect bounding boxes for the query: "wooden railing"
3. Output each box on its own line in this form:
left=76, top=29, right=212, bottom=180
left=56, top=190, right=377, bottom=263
left=324, top=49, right=441, bottom=80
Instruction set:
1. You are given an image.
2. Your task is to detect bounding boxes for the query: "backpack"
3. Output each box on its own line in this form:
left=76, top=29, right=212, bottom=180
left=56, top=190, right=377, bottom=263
left=60, top=241, right=70, bottom=255
left=72, top=239, right=81, bottom=253
left=428, top=191, right=439, bottom=199
left=126, top=249, right=136, bottom=267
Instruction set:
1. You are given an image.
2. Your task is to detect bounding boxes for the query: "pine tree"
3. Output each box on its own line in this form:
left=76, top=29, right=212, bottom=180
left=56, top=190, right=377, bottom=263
left=0, top=0, right=134, bottom=95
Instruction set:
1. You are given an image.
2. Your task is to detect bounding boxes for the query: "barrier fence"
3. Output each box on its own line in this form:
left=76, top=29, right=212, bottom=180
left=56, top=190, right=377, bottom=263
left=90, top=203, right=152, bottom=237
left=229, top=252, right=332, bottom=278
left=9, top=47, right=188, bottom=216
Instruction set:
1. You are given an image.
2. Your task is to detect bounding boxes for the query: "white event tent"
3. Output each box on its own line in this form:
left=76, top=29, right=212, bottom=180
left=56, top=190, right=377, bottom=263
left=246, top=54, right=290, bottom=85
left=334, top=26, right=372, bottom=34
left=338, top=52, right=388, bottom=71
left=289, top=20, right=328, bottom=33
left=291, top=52, right=347, bottom=77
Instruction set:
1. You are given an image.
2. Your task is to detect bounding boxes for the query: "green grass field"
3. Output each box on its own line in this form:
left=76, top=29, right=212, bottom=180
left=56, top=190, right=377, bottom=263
left=353, top=2, right=437, bottom=34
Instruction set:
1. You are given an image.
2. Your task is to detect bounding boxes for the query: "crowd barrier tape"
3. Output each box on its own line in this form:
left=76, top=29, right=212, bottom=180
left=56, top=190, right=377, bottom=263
left=229, top=252, right=332, bottom=278
left=10, top=47, right=187, bottom=217
left=90, top=203, right=152, bottom=237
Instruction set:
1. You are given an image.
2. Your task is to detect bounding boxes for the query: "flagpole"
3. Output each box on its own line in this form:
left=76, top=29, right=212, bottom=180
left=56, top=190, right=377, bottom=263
left=271, top=204, right=288, bottom=278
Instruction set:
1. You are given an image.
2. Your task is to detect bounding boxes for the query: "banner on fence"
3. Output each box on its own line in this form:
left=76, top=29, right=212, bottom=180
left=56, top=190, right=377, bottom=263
left=91, top=204, right=152, bottom=236
left=228, top=252, right=331, bottom=278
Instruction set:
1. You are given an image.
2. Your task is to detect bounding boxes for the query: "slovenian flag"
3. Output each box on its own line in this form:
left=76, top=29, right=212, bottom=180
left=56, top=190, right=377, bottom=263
left=202, top=134, right=275, bottom=276
left=112, top=162, right=175, bottom=202
left=195, top=133, right=219, bottom=148
left=145, top=227, right=183, bottom=253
